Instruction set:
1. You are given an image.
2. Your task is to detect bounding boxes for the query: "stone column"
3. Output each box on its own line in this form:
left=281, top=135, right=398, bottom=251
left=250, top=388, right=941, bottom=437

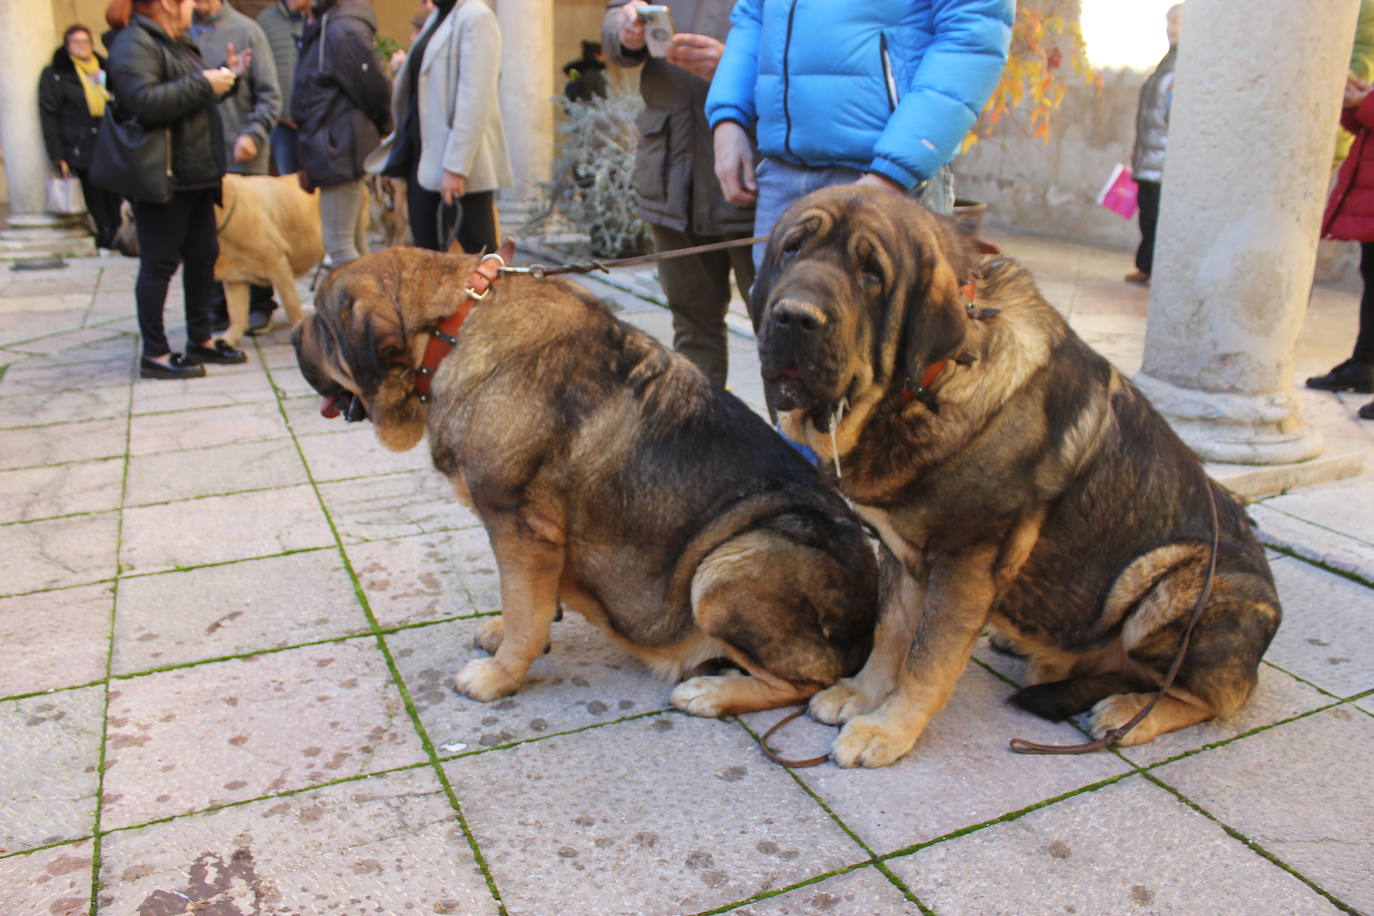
left=495, top=0, right=554, bottom=201
left=1134, top=0, right=1357, bottom=465
left=0, top=0, right=91, bottom=256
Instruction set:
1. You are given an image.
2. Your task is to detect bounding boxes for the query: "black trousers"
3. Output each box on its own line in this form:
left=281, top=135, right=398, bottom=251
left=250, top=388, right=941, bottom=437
left=406, top=155, right=498, bottom=253
left=133, top=188, right=218, bottom=359
left=75, top=166, right=122, bottom=250
left=1134, top=179, right=1162, bottom=274
left=1357, top=241, right=1374, bottom=363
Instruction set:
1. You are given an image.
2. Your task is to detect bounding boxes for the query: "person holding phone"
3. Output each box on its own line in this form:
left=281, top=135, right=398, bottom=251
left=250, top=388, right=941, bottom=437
left=603, top=0, right=756, bottom=388
left=706, top=0, right=1013, bottom=269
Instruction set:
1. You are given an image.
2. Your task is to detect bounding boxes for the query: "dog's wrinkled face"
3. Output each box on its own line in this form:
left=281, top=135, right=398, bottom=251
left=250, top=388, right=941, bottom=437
left=751, top=186, right=974, bottom=428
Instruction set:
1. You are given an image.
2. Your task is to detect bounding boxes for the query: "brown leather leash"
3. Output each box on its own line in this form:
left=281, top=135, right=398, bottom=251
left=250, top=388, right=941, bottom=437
left=499, top=234, right=768, bottom=278
left=1008, top=479, right=1221, bottom=754
left=760, top=706, right=831, bottom=768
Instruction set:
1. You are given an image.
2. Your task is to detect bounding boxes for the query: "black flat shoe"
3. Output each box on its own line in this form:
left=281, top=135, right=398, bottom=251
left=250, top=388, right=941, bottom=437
left=1305, top=359, right=1374, bottom=393
left=186, top=340, right=248, bottom=365
left=1359, top=400, right=1374, bottom=420
left=140, top=354, right=206, bottom=379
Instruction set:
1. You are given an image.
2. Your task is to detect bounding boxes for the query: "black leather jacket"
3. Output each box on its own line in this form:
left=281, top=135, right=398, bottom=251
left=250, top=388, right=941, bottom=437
left=38, top=47, right=107, bottom=170
left=106, top=13, right=226, bottom=192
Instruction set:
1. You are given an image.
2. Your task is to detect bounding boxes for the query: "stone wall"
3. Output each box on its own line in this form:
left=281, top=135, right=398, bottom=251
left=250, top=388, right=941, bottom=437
left=952, top=62, right=1360, bottom=288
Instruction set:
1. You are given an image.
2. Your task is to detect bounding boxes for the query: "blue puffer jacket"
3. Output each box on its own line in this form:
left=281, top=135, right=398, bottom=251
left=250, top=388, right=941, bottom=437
left=705, top=0, right=1013, bottom=190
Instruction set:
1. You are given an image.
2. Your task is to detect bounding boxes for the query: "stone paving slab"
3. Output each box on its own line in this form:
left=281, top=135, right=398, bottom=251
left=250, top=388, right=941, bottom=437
left=97, top=765, right=499, bottom=914
left=348, top=529, right=502, bottom=628
left=0, top=839, right=93, bottom=916
left=887, top=774, right=1339, bottom=915
left=101, top=639, right=427, bottom=830
left=123, top=436, right=309, bottom=506
left=744, top=665, right=1131, bottom=856
left=0, top=417, right=127, bottom=470
left=1264, top=556, right=1374, bottom=699
left=0, top=383, right=129, bottom=426
left=444, top=715, right=864, bottom=916
left=111, top=551, right=367, bottom=675
left=1154, top=705, right=1374, bottom=913
left=0, top=355, right=134, bottom=393
left=0, top=583, right=112, bottom=696
left=390, top=615, right=673, bottom=754
left=319, top=469, right=481, bottom=543
left=0, top=687, right=104, bottom=852
left=296, top=424, right=437, bottom=480
left=0, top=456, right=124, bottom=522
left=127, top=399, right=288, bottom=455
left=2, top=512, right=118, bottom=595
left=729, top=867, right=917, bottom=914
left=119, top=483, right=334, bottom=575
left=128, top=364, right=276, bottom=414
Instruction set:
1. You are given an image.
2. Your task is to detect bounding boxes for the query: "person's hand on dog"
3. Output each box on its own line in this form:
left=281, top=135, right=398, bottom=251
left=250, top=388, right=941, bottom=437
left=440, top=170, right=466, bottom=206
left=233, top=134, right=258, bottom=163
left=665, top=33, right=724, bottom=80
left=616, top=0, right=648, bottom=50
left=713, top=121, right=757, bottom=206
left=856, top=172, right=905, bottom=194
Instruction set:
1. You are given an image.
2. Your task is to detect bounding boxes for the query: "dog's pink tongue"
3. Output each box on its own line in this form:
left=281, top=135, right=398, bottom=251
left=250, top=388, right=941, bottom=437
left=320, top=396, right=340, bottom=419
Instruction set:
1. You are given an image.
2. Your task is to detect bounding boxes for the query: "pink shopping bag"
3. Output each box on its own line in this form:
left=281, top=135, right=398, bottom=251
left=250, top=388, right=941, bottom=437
left=1097, top=163, right=1139, bottom=219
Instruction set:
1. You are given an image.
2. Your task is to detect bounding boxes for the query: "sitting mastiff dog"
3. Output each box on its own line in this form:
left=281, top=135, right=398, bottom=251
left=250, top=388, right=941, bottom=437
left=752, top=185, right=1281, bottom=768
left=294, top=246, right=879, bottom=717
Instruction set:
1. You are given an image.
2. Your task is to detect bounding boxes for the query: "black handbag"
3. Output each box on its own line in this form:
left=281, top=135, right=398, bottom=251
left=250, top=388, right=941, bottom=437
left=89, top=106, right=172, bottom=204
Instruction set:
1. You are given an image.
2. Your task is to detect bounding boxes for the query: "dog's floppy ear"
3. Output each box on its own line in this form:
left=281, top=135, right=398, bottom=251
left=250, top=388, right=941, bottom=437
left=318, top=270, right=428, bottom=452
left=899, top=219, right=973, bottom=395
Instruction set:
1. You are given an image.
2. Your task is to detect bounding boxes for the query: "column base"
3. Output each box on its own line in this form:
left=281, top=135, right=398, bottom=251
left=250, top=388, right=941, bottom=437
left=1133, top=370, right=1325, bottom=465
left=0, top=215, right=94, bottom=261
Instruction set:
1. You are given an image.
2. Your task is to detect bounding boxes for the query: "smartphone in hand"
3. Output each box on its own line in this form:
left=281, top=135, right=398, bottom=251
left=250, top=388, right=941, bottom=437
left=637, top=5, right=677, bottom=57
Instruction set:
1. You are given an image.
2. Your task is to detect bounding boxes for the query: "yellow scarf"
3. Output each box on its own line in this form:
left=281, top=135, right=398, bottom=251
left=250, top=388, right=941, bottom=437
left=71, top=54, right=109, bottom=119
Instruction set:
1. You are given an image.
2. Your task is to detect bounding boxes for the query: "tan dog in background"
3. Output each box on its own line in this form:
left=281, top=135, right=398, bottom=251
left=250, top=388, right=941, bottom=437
left=216, top=174, right=325, bottom=346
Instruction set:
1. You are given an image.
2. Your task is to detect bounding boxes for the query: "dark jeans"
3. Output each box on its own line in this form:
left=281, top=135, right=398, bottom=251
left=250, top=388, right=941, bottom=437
left=133, top=188, right=219, bottom=359
left=75, top=166, right=122, bottom=250
left=1135, top=179, right=1162, bottom=274
left=269, top=123, right=298, bottom=176
left=406, top=155, right=498, bottom=252
left=1357, top=241, right=1374, bottom=363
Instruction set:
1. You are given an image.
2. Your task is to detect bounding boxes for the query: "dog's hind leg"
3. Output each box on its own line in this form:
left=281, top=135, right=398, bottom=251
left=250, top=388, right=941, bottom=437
left=453, top=510, right=566, bottom=702
left=221, top=280, right=251, bottom=347
left=267, top=257, right=305, bottom=330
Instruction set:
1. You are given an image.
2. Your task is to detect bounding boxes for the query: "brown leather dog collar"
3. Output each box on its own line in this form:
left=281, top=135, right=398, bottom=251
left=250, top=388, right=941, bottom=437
left=415, top=239, right=517, bottom=403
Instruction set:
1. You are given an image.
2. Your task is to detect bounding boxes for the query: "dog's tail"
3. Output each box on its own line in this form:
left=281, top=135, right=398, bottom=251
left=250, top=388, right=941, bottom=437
left=1008, top=674, right=1142, bottom=721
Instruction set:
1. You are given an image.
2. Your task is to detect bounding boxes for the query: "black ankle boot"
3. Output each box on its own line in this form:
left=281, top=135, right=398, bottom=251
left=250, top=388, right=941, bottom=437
left=1305, top=359, right=1374, bottom=393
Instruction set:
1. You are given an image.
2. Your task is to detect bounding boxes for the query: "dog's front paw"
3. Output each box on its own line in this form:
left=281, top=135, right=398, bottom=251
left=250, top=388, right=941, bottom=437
left=1089, top=693, right=1155, bottom=746
left=809, top=679, right=878, bottom=725
left=670, top=676, right=733, bottom=718
left=831, top=714, right=919, bottom=768
left=473, top=617, right=504, bottom=655
left=453, top=657, right=521, bottom=702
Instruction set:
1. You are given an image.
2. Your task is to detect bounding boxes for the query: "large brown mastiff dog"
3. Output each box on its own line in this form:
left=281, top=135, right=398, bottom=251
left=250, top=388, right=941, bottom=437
left=293, top=247, right=878, bottom=716
left=216, top=173, right=325, bottom=347
left=752, top=185, right=1281, bottom=767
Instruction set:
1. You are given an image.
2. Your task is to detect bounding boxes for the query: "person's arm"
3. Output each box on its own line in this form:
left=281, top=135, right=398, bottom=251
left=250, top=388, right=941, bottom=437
left=234, top=24, right=281, bottom=160
left=704, top=0, right=762, bottom=132
left=330, top=22, right=393, bottom=136
left=109, top=36, right=223, bottom=127
left=601, top=0, right=648, bottom=68
left=440, top=6, right=503, bottom=201
left=868, top=0, right=1013, bottom=190
left=37, top=68, right=66, bottom=167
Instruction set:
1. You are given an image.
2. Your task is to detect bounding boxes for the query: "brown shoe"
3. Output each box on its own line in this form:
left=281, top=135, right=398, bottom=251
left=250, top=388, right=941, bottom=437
left=1124, top=270, right=1150, bottom=286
